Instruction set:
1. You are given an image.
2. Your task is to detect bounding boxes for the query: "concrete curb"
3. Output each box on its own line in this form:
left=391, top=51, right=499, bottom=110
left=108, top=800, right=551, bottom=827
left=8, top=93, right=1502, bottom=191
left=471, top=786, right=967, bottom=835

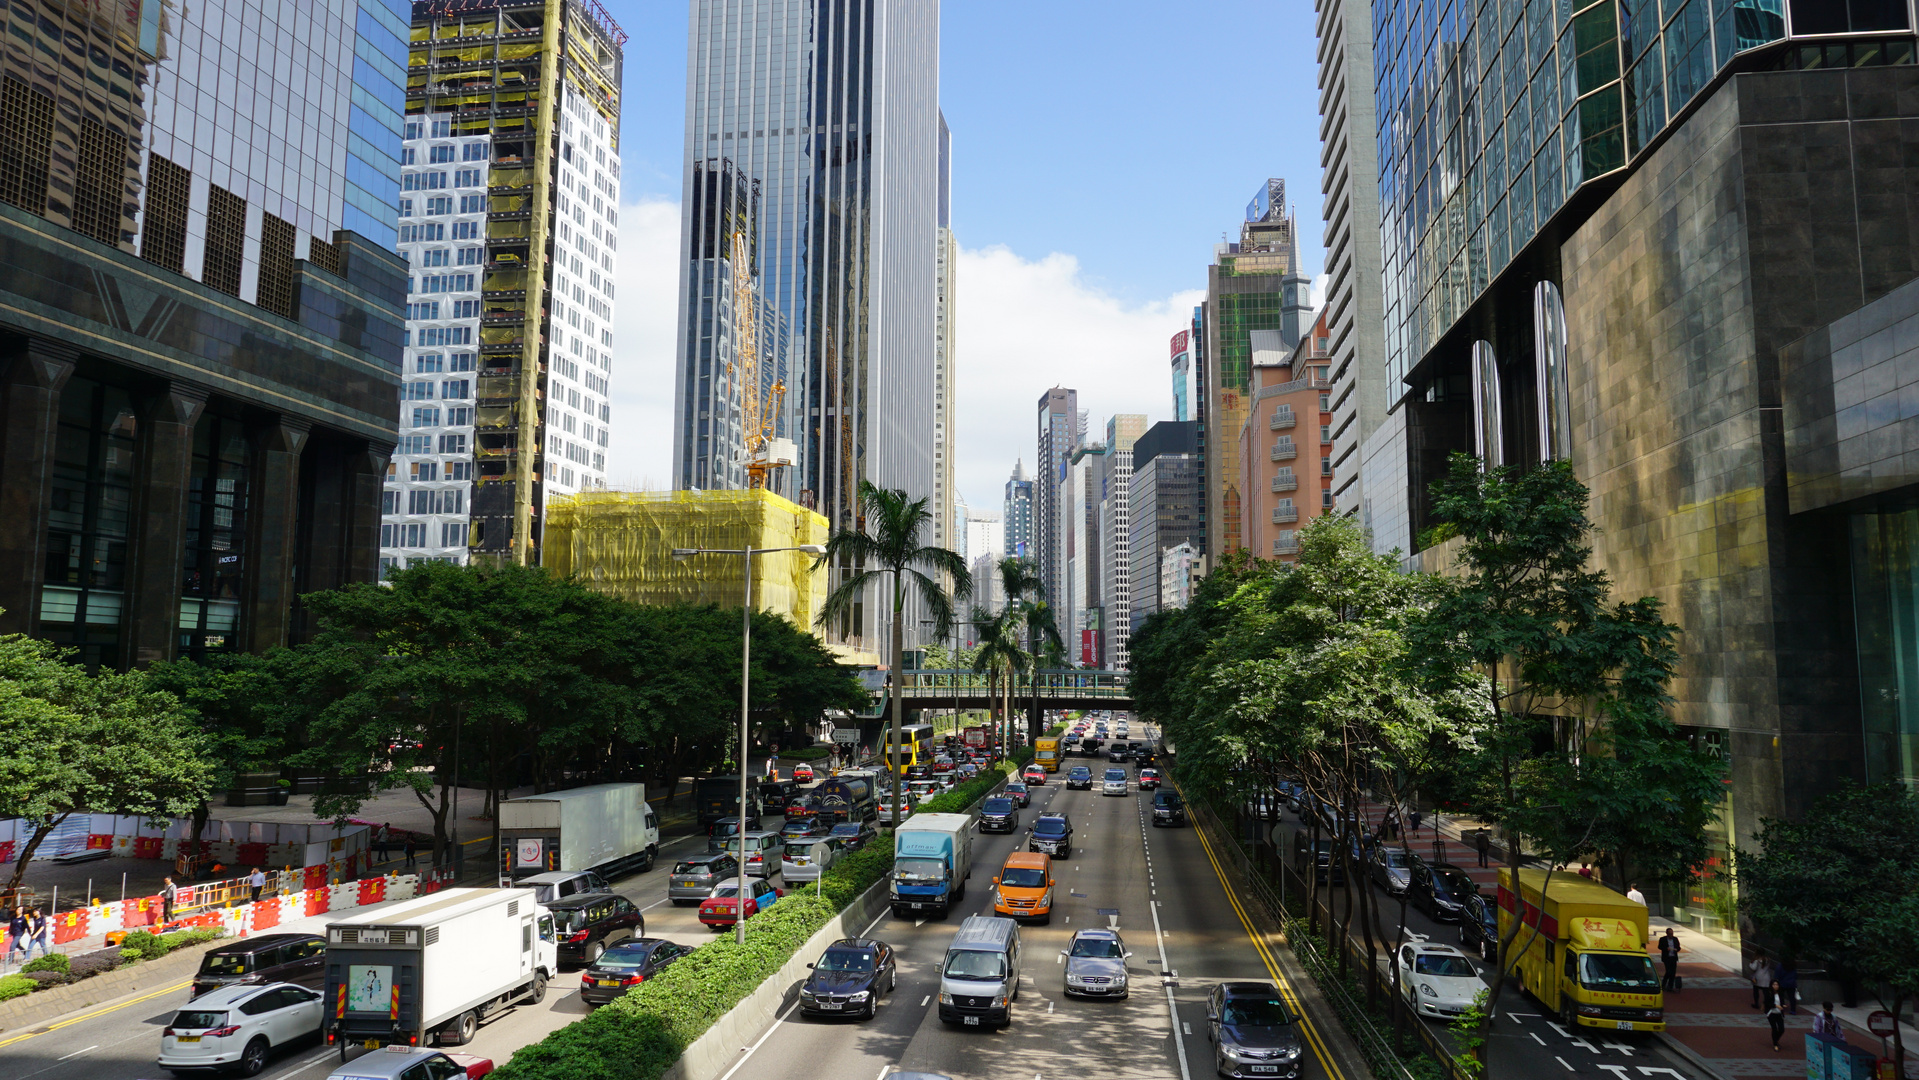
left=1656, top=1031, right=1738, bottom=1080
left=662, top=876, right=893, bottom=1080
left=0, top=937, right=223, bottom=1034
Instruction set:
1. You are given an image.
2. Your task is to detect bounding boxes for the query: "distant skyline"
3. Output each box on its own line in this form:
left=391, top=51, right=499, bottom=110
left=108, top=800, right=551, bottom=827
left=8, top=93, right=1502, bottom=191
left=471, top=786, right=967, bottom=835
left=598, top=0, right=1325, bottom=511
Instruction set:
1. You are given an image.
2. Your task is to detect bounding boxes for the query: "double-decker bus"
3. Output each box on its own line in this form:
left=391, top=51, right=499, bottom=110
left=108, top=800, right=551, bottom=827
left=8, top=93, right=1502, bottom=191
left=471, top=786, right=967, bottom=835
left=881, top=722, right=935, bottom=773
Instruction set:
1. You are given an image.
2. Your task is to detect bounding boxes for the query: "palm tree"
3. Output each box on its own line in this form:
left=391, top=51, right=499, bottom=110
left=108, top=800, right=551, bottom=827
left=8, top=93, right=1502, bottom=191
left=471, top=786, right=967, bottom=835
left=970, top=607, right=1027, bottom=759
left=995, top=558, right=1066, bottom=740
left=817, top=480, right=971, bottom=830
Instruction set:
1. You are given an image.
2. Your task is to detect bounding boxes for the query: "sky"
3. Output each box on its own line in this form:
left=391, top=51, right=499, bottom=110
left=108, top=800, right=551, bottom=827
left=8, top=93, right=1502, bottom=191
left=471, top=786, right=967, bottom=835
left=598, top=0, right=1327, bottom=512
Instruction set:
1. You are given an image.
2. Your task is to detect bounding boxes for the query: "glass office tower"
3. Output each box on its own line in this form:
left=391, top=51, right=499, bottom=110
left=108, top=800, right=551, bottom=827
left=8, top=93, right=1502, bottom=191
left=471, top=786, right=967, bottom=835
left=0, top=0, right=411, bottom=667
left=674, top=0, right=941, bottom=656
left=384, top=0, right=624, bottom=569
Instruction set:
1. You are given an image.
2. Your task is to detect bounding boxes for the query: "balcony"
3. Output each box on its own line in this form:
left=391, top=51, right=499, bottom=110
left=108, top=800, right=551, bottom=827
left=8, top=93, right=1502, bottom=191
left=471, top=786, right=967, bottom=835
left=1269, top=406, right=1295, bottom=430
left=1270, top=438, right=1296, bottom=462
left=1272, top=533, right=1299, bottom=556
left=1271, top=506, right=1297, bottom=524
left=1271, top=473, right=1297, bottom=493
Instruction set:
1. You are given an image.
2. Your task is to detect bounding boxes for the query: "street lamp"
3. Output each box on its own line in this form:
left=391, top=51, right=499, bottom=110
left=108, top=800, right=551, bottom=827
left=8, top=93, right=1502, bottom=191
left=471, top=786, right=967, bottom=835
left=672, top=542, right=826, bottom=946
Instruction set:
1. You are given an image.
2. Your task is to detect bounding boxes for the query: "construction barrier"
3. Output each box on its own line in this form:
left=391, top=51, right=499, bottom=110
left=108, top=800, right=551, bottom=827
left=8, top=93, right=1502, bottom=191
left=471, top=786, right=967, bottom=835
left=51, top=908, right=87, bottom=944
left=252, top=896, right=281, bottom=930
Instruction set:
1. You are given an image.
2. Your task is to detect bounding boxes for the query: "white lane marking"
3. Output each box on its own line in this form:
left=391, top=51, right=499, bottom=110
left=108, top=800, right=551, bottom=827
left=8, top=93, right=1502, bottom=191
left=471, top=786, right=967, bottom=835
left=1048, top=1000, right=1054, bottom=1013
left=873, top=1064, right=891, bottom=1080
left=1057, top=952, right=1063, bottom=964
left=1149, top=869, right=1193, bottom=1080
left=921, top=995, right=931, bottom=1007
left=1547, top=1020, right=1573, bottom=1038
left=915, top=919, right=926, bottom=928
left=1555, top=1057, right=1575, bottom=1071
left=264, top=1050, right=334, bottom=1080
left=1601, top=1041, right=1635, bottom=1056
left=1598, top=1068, right=1632, bottom=1080
left=1064, top=916, right=1069, bottom=924
left=1183, top=1022, right=1192, bottom=1035
left=56, top=1046, right=97, bottom=1061
left=1571, top=1037, right=1600, bottom=1054
left=1531, top=1032, right=1548, bottom=1046
left=640, top=897, right=672, bottom=912
left=714, top=998, right=805, bottom=1080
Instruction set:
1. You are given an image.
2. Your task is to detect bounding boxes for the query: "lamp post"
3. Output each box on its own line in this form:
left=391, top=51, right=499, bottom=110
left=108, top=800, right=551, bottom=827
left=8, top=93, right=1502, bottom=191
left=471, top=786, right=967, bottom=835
left=673, top=542, right=826, bottom=946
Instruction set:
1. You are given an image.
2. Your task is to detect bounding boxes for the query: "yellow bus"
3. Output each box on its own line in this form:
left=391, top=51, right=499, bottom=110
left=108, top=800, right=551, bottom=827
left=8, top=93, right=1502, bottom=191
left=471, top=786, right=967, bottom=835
left=881, top=722, right=935, bottom=771
left=1033, top=737, right=1062, bottom=773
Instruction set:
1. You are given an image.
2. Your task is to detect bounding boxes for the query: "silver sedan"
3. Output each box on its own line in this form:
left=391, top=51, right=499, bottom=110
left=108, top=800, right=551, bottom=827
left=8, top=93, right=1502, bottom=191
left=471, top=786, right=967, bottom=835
left=1060, top=927, right=1132, bottom=998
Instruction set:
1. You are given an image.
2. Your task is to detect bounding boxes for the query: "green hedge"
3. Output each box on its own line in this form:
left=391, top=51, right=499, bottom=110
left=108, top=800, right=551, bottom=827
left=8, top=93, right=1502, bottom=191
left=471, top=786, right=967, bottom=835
left=0, top=974, right=33, bottom=1001
left=777, top=746, right=834, bottom=762
left=915, top=762, right=1015, bottom=816
left=493, top=831, right=897, bottom=1080
left=19, top=953, right=69, bottom=975
left=118, top=927, right=224, bottom=964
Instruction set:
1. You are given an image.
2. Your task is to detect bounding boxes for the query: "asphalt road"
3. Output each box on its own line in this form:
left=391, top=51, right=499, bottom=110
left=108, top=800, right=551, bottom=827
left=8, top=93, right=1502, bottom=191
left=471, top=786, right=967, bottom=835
left=1267, top=814, right=1706, bottom=1080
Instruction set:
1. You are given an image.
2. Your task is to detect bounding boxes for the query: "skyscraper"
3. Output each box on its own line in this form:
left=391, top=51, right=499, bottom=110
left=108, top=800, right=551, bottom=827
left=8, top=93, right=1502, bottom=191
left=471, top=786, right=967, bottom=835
left=1315, top=0, right=1389, bottom=546
left=1170, top=328, right=1193, bottom=422
left=673, top=0, right=942, bottom=657
left=1202, top=182, right=1304, bottom=560
left=383, top=1, right=625, bottom=570
left=1003, top=459, right=1034, bottom=560
left=933, top=113, right=957, bottom=559
left=1100, top=414, right=1146, bottom=670
left=1128, top=421, right=1201, bottom=636
left=0, top=0, right=410, bottom=668
left=1035, top=387, right=1078, bottom=610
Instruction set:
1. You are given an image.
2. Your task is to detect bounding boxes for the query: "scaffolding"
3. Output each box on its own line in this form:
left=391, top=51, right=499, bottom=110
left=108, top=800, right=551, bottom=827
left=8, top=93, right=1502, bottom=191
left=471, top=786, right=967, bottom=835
left=544, top=489, right=830, bottom=626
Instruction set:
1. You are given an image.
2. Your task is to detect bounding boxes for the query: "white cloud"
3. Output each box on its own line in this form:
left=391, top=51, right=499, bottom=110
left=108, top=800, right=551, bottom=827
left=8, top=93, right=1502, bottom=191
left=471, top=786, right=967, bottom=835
left=601, top=217, right=1207, bottom=508
left=952, top=243, right=1203, bottom=509
left=603, top=196, right=682, bottom=490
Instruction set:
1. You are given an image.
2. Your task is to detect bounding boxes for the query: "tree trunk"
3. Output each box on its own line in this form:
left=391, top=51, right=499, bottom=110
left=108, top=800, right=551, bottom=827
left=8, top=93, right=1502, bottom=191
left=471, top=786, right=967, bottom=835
left=889, top=570, right=905, bottom=832
left=3, top=813, right=70, bottom=900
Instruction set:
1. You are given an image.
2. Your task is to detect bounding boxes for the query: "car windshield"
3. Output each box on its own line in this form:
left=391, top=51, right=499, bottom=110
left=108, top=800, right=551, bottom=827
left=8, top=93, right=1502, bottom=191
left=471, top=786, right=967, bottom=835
left=674, top=861, right=716, bottom=875
left=1223, top=997, right=1292, bottom=1027
left=1034, top=818, right=1068, bottom=837
left=1414, top=954, right=1477, bottom=977
left=896, top=858, right=946, bottom=883
left=1071, top=937, right=1122, bottom=958
left=999, top=867, right=1046, bottom=888
left=553, top=908, right=592, bottom=933
left=1157, top=794, right=1184, bottom=808
left=594, top=946, right=657, bottom=970
left=1005, top=783, right=1026, bottom=792
left=200, top=953, right=250, bottom=975
left=1104, top=769, right=1126, bottom=780
left=172, top=1009, right=227, bottom=1029
left=1433, top=871, right=1472, bottom=896
left=944, top=950, right=1006, bottom=980
left=816, top=950, right=874, bottom=972
left=830, top=824, right=861, bottom=837
left=710, top=884, right=743, bottom=898
left=712, top=822, right=742, bottom=837
left=982, top=798, right=1014, bottom=814
left=784, top=842, right=822, bottom=858
left=1580, top=953, right=1660, bottom=993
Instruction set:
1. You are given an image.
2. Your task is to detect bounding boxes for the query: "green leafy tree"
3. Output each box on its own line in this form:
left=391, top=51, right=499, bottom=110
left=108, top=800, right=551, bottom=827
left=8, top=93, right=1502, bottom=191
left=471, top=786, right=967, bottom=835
left=0, top=632, right=216, bottom=898
left=817, top=481, right=971, bottom=829
left=1741, top=782, right=1919, bottom=1073
left=970, top=607, right=1027, bottom=756
left=1410, top=455, right=1726, bottom=1025
left=991, top=558, right=1063, bottom=737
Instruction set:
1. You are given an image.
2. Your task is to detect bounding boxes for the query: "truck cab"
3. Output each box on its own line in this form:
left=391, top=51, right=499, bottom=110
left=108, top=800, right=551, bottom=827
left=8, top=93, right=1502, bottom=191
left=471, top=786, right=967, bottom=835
left=891, top=812, right=974, bottom=918
left=1500, top=868, right=1665, bottom=1032
left=1033, top=738, right=1061, bottom=773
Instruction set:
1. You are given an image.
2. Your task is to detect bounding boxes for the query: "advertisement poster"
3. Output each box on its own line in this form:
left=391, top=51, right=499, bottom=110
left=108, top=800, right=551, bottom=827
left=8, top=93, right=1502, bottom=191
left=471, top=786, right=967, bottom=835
left=346, top=965, right=393, bottom=1013
left=516, top=838, right=544, bottom=868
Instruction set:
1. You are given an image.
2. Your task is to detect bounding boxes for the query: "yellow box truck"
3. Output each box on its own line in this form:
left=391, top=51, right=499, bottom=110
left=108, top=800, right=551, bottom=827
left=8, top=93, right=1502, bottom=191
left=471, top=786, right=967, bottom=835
left=1498, top=867, right=1665, bottom=1031
left=1033, top=737, right=1062, bottom=773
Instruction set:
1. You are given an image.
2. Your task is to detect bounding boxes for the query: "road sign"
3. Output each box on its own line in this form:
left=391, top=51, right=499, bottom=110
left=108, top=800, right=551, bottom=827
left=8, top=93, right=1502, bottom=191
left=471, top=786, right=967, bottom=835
left=831, top=727, right=860, bottom=744
left=1867, top=1010, right=1896, bottom=1037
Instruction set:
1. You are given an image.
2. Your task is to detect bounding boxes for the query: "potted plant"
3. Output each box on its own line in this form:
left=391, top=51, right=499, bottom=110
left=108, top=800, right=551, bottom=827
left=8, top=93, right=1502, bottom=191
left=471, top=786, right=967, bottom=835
left=273, top=779, right=292, bottom=806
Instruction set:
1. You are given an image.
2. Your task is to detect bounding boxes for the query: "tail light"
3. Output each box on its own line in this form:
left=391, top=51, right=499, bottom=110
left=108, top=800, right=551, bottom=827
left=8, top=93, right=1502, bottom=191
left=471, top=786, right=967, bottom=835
left=163, top=1028, right=175, bottom=1037
left=567, top=930, right=591, bottom=943
left=622, top=974, right=645, bottom=986
left=205, top=1025, right=241, bottom=1038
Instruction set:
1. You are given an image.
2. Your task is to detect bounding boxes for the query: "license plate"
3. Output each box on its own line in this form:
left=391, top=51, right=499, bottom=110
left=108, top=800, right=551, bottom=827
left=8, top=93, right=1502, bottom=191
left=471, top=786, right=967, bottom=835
left=909, top=902, right=925, bottom=909
left=1249, top=1067, right=1279, bottom=1075
left=598, top=979, right=620, bottom=987
left=1617, top=1021, right=1634, bottom=1030
left=176, top=1036, right=201, bottom=1043
left=363, top=1039, right=383, bottom=1049
left=963, top=1015, right=980, bottom=1025
left=819, top=1002, right=842, bottom=1011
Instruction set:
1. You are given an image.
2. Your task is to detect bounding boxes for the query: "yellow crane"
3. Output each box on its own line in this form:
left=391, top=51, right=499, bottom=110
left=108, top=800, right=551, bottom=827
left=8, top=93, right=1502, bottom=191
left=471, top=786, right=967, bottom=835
left=727, top=227, right=785, bottom=489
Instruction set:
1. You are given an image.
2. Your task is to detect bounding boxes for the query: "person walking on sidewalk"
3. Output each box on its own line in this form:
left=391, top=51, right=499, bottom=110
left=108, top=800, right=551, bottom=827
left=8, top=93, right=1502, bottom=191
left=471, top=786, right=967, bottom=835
left=1766, top=987, right=1787, bottom=1050
left=1813, top=1003, right=1844, bottom=1039
left=248, top=867, right=266, bottom=904
left=160, top=876, right=179, bottom=925
left=1779, top=961, right=1799, bottom=1014
left=6, top=907, right=27, bottom=961
left=1658, top=928, right=1682, bottom=990
left=403, top=835, right=417, bottom=869
left=1626, top=883, right=1646, bottom=905
left=1749, top=955, right=1776, bottom=1009
left=24, top=909, right=49, bottom=959
left=1407, top=807, right=1423, bottom=835
left=1475, top=828, right=1492, bottom=867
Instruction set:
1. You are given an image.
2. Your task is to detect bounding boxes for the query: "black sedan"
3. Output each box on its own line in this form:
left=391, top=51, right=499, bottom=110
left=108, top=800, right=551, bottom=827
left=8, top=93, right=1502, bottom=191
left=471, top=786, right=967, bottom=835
left=579, top=938, right=694, bottom=1005
left=1457, top=888, right=1500, bottom=961
left=978, top=796, right=1020, bottom=833
left=827, top=820, right=880, bottom=853
left=1408, top=860, right=1476, bottom=922
left=799, top=938, right=897, bottom=1019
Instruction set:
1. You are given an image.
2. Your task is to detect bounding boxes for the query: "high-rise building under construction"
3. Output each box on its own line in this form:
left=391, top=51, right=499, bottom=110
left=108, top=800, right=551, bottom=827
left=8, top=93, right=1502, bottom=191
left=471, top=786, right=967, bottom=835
left=672, top=0, right=942, bottom=657
left=381, top=0, right=625, bottom=569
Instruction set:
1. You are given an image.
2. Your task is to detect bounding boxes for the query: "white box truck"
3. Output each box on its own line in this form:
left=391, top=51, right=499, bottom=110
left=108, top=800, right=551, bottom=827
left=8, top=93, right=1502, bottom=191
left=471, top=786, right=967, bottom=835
left=498, top=782, right=660, bottom=881
left=323, top=888, right=555, bottom=1057
left=891, top=812, right=975, bottom=918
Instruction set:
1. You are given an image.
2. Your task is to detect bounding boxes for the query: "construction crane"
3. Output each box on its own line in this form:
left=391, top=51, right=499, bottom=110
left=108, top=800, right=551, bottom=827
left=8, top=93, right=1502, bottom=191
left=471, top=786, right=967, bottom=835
left=727, top=226, right=788, bottom=489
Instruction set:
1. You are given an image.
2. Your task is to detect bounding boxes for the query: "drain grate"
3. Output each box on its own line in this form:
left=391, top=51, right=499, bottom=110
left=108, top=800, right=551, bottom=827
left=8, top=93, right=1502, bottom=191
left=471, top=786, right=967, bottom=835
left=1096, top=908, right=1120, bottom=916
left=1071, top=892, right=1087, bottom=898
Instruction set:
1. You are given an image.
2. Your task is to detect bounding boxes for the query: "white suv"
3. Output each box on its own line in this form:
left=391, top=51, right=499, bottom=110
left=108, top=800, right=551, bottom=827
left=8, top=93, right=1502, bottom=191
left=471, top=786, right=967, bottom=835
left=160, top=982, right=323, bottom=1075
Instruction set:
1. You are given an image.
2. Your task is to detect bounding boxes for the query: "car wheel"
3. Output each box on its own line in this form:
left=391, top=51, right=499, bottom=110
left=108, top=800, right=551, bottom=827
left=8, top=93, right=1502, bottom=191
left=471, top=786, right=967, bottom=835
left=237, top=1036, right=270, bottom=1076
left=527, top=971, right=549, bottom=1005
left=442, top=1009, right=478, bottom=1046
left=588, top=941, right=605, bottom=964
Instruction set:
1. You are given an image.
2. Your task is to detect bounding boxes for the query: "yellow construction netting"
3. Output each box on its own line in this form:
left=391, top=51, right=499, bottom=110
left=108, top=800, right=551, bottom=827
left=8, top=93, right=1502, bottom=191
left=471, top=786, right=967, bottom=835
left=545, top=489, right=831, bottom=627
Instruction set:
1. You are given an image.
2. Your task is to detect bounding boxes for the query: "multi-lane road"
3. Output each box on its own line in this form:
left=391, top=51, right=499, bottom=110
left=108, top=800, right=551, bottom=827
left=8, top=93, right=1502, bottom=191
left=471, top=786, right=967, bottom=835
left=0, top=732, right=1376, bottom=1080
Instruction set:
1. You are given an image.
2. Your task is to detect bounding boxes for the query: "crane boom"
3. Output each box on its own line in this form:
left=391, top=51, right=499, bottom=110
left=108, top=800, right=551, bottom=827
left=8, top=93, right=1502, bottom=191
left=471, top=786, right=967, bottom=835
left=728, top=228, right=785, bottom=489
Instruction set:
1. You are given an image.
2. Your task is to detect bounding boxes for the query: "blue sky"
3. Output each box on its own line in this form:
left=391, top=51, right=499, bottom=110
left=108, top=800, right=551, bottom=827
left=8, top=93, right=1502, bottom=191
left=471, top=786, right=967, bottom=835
left=600, top=0, right=1328, bottom=505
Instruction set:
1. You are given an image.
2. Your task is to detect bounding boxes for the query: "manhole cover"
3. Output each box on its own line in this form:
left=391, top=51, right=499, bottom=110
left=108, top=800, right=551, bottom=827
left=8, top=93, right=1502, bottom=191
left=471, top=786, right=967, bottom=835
left=1147, top=959, right=1162, bottom=965
left=1071, top=892, right=1087, bottom=898
left=1096, top=908, right=1120, bottom=916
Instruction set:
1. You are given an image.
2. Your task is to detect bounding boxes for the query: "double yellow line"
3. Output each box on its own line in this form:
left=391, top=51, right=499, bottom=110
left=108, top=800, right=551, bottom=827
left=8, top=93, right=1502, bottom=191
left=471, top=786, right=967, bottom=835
left=0, top=978, right=191, bottom=1048
left=1192, top=814, right=1346, bottom=1080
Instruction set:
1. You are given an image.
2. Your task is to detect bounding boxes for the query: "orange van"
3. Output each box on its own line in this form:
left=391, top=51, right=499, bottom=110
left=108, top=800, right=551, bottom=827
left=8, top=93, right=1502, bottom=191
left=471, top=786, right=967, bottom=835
left=992, top=851, right=1055, bottom=923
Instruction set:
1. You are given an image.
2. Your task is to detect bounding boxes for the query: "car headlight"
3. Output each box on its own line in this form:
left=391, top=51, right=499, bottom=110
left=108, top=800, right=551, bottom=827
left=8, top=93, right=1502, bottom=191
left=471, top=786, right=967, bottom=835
left=848, top=991, right=870, bottom=1001
left=1278, top=1046, right=1300, bottom=1060
left=1066, top=974, right=1083, bottom=985
left=937, top=992, right=953, bottom=1004
left=993, top=993, right=1010, bottom=1007
left=799, top=988, right=816, bottom=999
left=1220, top=1044, right=1246, bottom=1059
left=1420, top=983, right=1438, bottom=998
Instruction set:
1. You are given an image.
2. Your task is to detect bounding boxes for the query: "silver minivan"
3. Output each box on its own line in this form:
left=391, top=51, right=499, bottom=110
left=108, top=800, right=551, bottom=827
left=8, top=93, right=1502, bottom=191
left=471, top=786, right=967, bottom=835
left=727, top=830, right=785, bottom=879
left=519, top=869, right=611, bottom=905
left=937, top=915, right=1021, bottom=1028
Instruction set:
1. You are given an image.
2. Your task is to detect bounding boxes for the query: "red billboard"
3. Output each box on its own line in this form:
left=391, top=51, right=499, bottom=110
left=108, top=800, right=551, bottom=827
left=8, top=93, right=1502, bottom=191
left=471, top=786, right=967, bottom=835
left=1170, top=330, right=1189, bottom=358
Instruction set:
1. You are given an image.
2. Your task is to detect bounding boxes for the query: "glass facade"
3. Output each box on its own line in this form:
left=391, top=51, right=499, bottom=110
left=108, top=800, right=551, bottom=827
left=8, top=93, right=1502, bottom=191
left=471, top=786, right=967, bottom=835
left=1851, top=510, right=1919, bottom=787
left=179, top=413, right=251, bottom=661
left=40, top=378, right=136, bottom=669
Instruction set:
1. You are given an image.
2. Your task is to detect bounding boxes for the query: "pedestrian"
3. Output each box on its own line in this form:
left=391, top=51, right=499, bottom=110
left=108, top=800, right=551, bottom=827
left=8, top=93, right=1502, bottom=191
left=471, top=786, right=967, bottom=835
left=1578, top=861, right=1594, bottom=879
left=160, top=876, right=178, bottom=925
left=6, top=907, right=27, bottom=961
left=1812, top=1002, right=1843, bottom=1039
left=29, top=909, right=50, bottom=958
left=1626, top=882, right=1646, bottom=905
left=1749, top=954, right=1776, bottom=1009
left=374, top=824, right=389, bottom=863
left=403, top=835, right=417, bottom=870
left=1658, top=928, right=1682, bottom=990
left=1475, top=828, right=1492, bottom=868
left=248, top=867, right=266, bottom=904
left=1407, top=807, right=1423, bottom=835
left=1780, top=961, right=1799, bottom=1015
left=1766, top=986, right=1786, bottom=1051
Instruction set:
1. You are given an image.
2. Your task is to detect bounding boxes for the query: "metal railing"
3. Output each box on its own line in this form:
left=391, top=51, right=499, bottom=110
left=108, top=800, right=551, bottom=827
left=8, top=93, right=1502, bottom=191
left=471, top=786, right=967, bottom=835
left=895, top=669, right=1130, bottom=697
left=1271, top=438, right=1297, bottom=461
left=1271, top=474, right=1298, bottom=492
left=1270, top=407, right=1296, bottom=430
left=1272, top=506, right=1298, bottom=524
